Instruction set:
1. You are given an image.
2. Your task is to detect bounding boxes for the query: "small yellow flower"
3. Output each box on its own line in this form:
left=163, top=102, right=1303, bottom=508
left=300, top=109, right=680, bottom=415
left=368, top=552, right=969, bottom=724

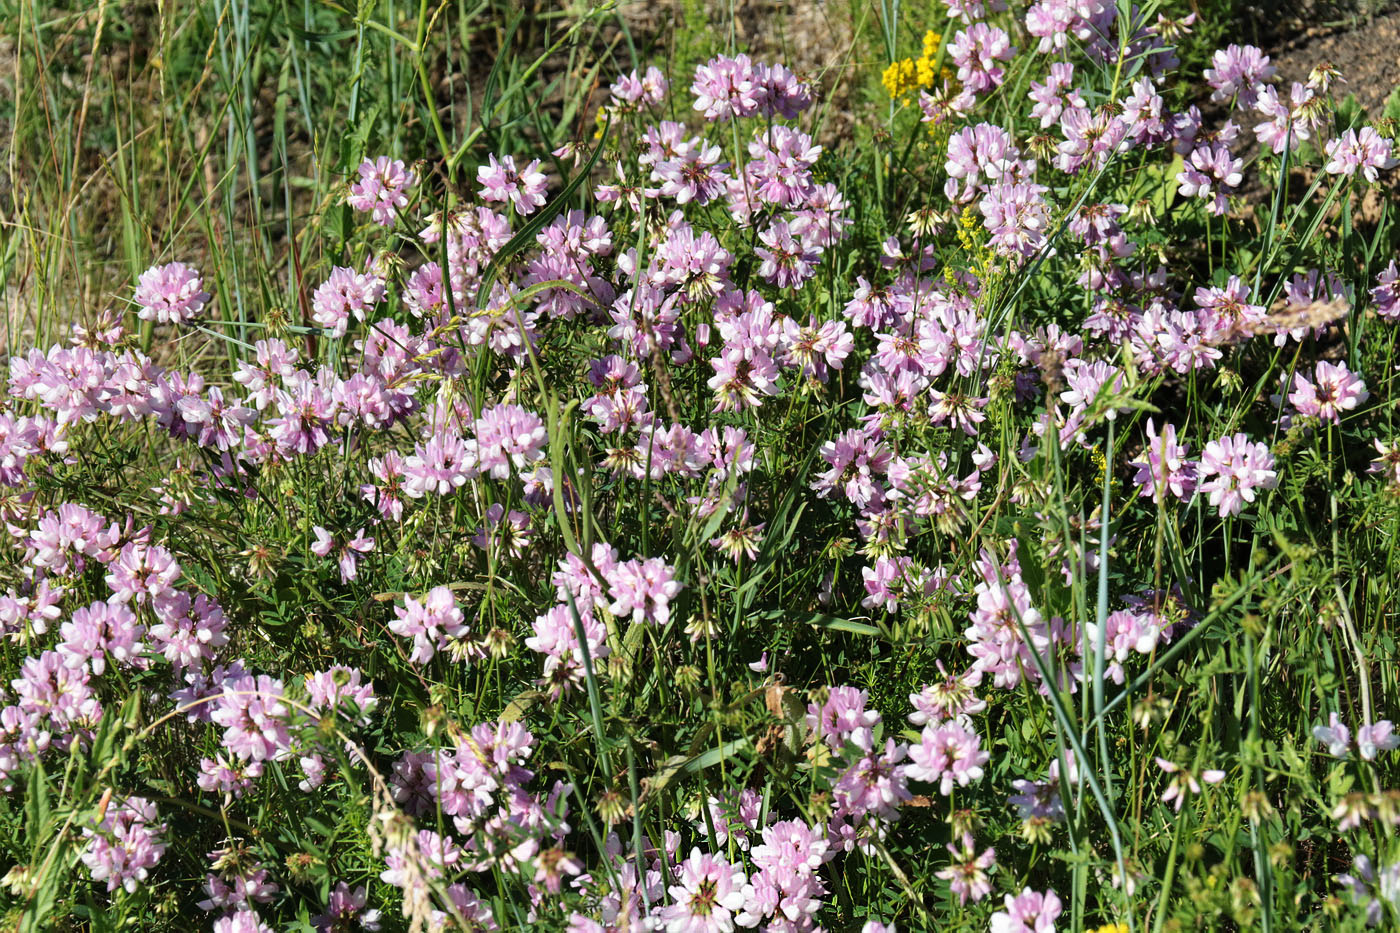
left=954, top=204, right=983, bottom=252
left=917, top=57, right=937, bottom=87
left=882, top=58, right=919, bottom=100
left=921, top=29, right=941, bottom=60
left=915, top=30, right=942, bottom=86
left=1091, top=445, right=1109, bottom=483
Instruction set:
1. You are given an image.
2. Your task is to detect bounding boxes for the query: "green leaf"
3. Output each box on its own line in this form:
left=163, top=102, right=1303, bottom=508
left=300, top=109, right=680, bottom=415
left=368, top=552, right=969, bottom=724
left=754, top=609, right=882, bottom=638
left=683, top=737, right=751, bottom=774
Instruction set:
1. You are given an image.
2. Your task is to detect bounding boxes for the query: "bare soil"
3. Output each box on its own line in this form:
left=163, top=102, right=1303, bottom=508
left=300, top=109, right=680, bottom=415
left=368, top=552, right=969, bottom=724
left=1259, top=4, right=1400, bottom=115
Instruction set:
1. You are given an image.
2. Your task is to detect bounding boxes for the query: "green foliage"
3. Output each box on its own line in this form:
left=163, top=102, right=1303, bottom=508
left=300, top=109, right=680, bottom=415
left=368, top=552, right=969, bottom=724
left=2, top=0, right=1400, bottom=931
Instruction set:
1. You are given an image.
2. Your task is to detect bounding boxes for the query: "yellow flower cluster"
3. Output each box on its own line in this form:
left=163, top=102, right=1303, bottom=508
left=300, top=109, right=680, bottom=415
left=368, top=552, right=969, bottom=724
left=954, top=204, right=983, bottom=253
left=882, top=30, right=943, bottom=101
left=1091, top=445, right=1109, bottom=484
left=1091, top=925, right=1130, bottom=933
left=881, top=59, right=919, bottom=100
left=916, top=29, right=941, bottom=85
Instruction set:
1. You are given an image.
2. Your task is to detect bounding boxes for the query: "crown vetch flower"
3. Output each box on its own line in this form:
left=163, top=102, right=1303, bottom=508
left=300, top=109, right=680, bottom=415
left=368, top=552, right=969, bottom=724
left=1198, top=433, right=1277, bottom=517
left=477, top=154, right=549, bottom=214
left=80, top=795, right=167, bottom=893
left=134, top=261, right=210, bottom=324
left=347, top=156, right=416, bottom=226
left=1289, top=360, right=1368, bottom=424
left=659, top=848, right=748, bottom=932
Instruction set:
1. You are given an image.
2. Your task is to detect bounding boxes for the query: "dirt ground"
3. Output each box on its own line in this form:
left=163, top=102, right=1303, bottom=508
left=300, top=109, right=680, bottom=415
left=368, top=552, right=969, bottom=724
left=1265, top=6, right=1400, bottom=115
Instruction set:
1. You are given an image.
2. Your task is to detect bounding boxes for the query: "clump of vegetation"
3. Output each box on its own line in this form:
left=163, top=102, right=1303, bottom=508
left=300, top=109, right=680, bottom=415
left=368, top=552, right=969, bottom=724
left=1, top=1, right=1399, bottom=930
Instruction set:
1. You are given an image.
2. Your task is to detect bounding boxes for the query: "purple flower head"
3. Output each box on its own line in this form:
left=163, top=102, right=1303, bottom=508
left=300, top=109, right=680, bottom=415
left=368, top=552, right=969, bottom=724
left=213, top=911, right=276, bottom=933
left=1177, top=142, right=1243, bottom=216
left=813, top=429, right=891, bottom=511
left=746, top=125, right=821, bottom=208
left=935, top=833, right=997, bottom=905
left=1193, top=275, right=1266, bottom=344
left=310, top=526, right=374, bottom=583
left=347, top=156, right=416, bottom=226
left=1198, top=433, right=1277, bottom=517
left=1324, top=127, right=1399, bottom=183
left=211, top=671, right=292, bottom=762
left=606, top=556, right=682, bottom=627
left=990, top=886, right=1063, bottom=933
left=313, top=881, right=382, bottom=932
left=1289, top=360, right=1368, bottom=424
left=1373, top=261, right=1400, bottom=320
left=311, top=266, right=385, bottom=339
left=1203, top=44, right=1275, bottom=109
left=477, top=154, right=549, bottom=214
left=610, top=65, right=668, bottom=109
left=658, top=848, right=748, bottom=931
left=909, top=662, right=986, bottom=724
left=1129, top=419, right=1197, bottom=503
left=806, top=685, right=882, bottom=751
left=473, top=403, right=547, bottom=479
left=1155, top=756, right=1226, bottom=810
left=134, top=262, right=210, bottom=324
left=80, top=795, right=167, bottom=893
left=980, top=181, right=1052, bottom=259
left=691, top=54, right=763, bottom=121
left=948, top=24, right=1014, bottom=96
left=906, top=720, right=990, bottom=795
left=57, top=600, right=144, bottom=676
left=390, top=586, right=468, bottom=665
left=1253, top=82, right=1320, bottom=153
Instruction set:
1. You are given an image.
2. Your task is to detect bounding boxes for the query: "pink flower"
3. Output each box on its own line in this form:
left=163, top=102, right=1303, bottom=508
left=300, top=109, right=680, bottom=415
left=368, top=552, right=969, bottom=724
left=105, top=543, right=181, bottom=606
left=659, top=848, right=748, bottom=932
left=1155, top=756, right=1226, bottom=811
left=134, top=261, right=210, bottom=324
left=909, top=662, right=986, bottom=724
left=708, top=346, right=781, bottom=413
left=213, top=911, right=276, bottom=933
left=1128, top=419, right=1198, bottom=504
left=610, top=66, right=668, bottom=109
left=390, top=586, right=468, bottom=665
left=57, top=600, right=144, bottom=676
left=948, top=24, right=1014, bottom=96
left=691, top=54, right=762, bottom=121
left=990, top=886, right=1062, bottom=933
left=347, top=156, right=416, bottom=226
left=1198, top=433, right=1277, bottom=517
left=1289, top=360, right=1368, bottom=423
left=906, top=720, right=990, bottom=795
left=813, top=429, right=891, bottom=511
left=474, top=403, right=547, bottom=479
left=312, top=881, right=382, bottom=932
left=807, top=685, right=882, bottom=750
left=1177, top=142, right=1243, bottom=216
left=1358, top=721, right=1400, bottom=761
left=1313, top=711, right=1353, bottom=757
left=1372, top=260, right=1399, bottom=320
left=935, top=833, right=996, bottom=905
left=311, top=266, right=385, bottom=338
left=606, top=557, right=682, bottom=627
left=526, top=603, right=609, bottom=696
left=1193, top=275, right=1266, bottom=344
left=477, top=154, right=548, bottom=214
left=211, top=672, right=291, bottom=762
left=1203, top=44, right=1274, bottom=108
left=311, top=526, right=375, bottom=582
left=1324, top=127, right=1398, bottom=182
left=79, top=795, right=167, bottom=893
left=980, top=181, right=1051, bottom=258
